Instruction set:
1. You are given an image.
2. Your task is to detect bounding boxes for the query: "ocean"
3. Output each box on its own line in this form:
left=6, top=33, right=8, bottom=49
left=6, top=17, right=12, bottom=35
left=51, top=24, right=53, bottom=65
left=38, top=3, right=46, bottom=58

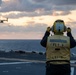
left=0, top=39, right=76, bottom=54
left=0, top=40, right=45, bottom=53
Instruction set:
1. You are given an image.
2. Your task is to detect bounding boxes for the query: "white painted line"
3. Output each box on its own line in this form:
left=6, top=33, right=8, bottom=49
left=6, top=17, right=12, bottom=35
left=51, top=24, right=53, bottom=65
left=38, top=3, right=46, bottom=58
left=71, top=61, right=75, bottom=75
left=0, top=57, right=76, bottom=63
left=0, top=62, right=32, bottom=65
left=71, top=67, right=74, bottom=75
left=0, top=57, right=45, bottom=63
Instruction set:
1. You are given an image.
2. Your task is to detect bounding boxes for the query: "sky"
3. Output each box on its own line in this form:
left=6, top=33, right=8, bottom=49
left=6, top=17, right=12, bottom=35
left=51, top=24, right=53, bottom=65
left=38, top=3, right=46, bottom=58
left=0, top=0, right=76, bottom=39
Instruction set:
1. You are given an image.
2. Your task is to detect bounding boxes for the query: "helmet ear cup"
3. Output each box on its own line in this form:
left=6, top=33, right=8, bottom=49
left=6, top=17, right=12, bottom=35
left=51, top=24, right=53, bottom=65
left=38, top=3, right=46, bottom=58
left=51, top=22, right=55, bottom=32
left=51, top=26, right=54, bottom=32
left=64, top=26, right=67, bottom=32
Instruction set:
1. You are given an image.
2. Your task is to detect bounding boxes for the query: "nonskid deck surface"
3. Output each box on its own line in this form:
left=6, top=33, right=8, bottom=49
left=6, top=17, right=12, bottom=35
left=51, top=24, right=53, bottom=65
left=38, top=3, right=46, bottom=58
left=0, top=57, right=76, bottom=75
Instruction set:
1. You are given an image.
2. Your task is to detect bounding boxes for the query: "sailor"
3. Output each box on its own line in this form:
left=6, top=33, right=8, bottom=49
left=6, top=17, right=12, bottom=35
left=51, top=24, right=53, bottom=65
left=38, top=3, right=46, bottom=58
left=40, top=19, right=76, bottom=75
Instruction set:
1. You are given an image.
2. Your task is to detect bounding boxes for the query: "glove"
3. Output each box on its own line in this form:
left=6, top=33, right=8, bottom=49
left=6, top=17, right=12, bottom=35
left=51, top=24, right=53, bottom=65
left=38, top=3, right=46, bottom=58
left=67, top=27, right=71, bottom=32
left=46, top=27, right=51, bottom=32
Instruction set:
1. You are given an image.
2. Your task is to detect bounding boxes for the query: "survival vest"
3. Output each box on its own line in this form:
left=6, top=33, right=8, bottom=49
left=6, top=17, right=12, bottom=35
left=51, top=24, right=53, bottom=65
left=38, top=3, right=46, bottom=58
left=46, top=35, right=70, bottom=64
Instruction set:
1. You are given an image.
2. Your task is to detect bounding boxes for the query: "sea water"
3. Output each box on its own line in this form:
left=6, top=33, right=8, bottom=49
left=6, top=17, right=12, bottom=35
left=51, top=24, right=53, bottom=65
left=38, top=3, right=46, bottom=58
left=0, top=40, right=46, bottom=53
left=0, top=39, right=75, bottom=54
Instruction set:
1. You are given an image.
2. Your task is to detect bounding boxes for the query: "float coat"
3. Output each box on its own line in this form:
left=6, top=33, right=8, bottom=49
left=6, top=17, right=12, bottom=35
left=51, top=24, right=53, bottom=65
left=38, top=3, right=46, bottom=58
left=46, top=35, right=70, bottom=64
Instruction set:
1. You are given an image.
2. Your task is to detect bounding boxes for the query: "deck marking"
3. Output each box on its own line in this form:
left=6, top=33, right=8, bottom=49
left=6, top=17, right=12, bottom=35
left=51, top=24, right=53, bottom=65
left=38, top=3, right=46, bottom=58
left=0, top=62, right=32, bottom=65
left=74, top=62, right=76, bottom=75
left=71, top=67, right=74, bottom=75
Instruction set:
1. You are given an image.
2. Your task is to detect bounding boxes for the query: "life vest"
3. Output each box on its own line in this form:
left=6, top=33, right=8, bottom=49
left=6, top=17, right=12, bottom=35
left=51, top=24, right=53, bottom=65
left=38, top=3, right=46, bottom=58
left=46, top=35, right=70, bottom=64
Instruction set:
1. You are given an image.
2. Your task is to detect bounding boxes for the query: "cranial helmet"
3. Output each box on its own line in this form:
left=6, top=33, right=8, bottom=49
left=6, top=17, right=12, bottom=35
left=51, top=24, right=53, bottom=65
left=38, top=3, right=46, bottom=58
left=51, top=19, right=66, bottom=34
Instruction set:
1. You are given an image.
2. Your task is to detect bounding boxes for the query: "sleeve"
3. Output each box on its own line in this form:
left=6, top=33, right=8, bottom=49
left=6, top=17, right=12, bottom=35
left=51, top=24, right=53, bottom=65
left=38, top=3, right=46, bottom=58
left=67, top=32, right=76, bottom=48
left=40, top=31, right=50, bottom=47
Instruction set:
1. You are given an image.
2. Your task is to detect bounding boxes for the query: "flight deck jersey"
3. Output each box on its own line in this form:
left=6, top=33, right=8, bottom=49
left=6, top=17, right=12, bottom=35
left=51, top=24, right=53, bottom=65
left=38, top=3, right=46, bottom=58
left=46, top=35, right=70, bottom=64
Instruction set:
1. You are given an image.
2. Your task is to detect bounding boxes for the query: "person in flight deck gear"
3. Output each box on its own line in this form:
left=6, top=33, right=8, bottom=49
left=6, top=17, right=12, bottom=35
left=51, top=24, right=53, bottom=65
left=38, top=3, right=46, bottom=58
left=40, top=19, right=76, bottom=75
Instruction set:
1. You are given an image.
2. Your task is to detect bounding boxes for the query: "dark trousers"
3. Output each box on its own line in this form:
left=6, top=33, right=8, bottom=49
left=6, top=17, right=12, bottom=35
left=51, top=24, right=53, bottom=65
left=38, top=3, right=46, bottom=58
left=46, top=64, right=71, bottom=75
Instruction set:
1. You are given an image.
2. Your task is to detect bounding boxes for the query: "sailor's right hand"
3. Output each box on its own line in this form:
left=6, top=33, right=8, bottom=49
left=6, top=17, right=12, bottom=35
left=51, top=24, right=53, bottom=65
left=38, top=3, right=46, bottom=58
left=46, top=27, right=51, bottom=32
left=67, top=27, right=71, bottom=32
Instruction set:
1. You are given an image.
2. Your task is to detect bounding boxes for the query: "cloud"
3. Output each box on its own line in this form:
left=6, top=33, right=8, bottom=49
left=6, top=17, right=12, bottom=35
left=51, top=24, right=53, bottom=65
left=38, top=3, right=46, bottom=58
left=0, top=20, right=75, bottom=34
left=31, top=0, right=76, bottom=5
left=1, top=10, right=71, bottom=19
left=0, top=0, right=2, bottom=5
left=0, top=23, right=47, bottom=33
left=0, top=21, right=76, bottom=39
left=0, top=0, right=76, bottom=15
left=66, top=21, right=76, bottom=27
left=25, top=23, right=47, bottom=32
left=0, top=23, right=48, bottom=39
left=32, top=0, right=45, bottom=3
left=1, top=0, right=45, bottom=12
left=45, top=0, right=76, bottom=5
left=2, top=11, right=53, bottom=18
left=0, top=0, right=76, bottom=39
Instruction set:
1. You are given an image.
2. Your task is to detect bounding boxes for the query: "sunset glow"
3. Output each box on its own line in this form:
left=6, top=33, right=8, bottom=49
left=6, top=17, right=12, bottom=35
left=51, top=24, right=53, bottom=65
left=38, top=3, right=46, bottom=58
left=0, top=0, right=76, bottom=39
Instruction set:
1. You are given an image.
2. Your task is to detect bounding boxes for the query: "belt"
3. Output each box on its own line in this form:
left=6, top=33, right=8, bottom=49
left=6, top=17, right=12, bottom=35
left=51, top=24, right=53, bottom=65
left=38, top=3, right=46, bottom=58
left=46, top=60, right=70, bottom=64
